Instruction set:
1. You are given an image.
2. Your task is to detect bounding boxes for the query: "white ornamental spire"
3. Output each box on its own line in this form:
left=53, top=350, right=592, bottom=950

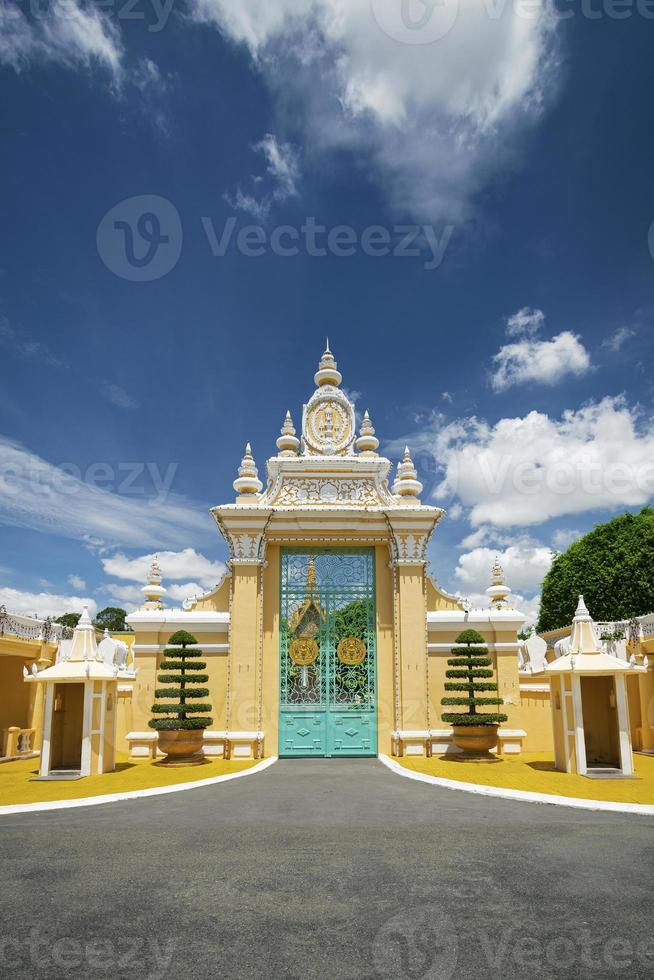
left=314, top=339, right=342, bottom=388
left=276, top=410, right=300, bottom=456
left=141, top=554, right=166, bottom=609
left=233, top=442, right=263, bottom=497
left=486, top=556, right=511, bottom=609
left=355, top=410, right=379, bottom=456
left=569, top=594, right=601, bottom=655
left=67, top=604, right=99, bottom=662
left=391, top=446, right=423, bottom=502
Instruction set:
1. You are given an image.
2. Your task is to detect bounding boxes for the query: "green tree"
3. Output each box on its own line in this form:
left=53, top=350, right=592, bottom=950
left=149, top=630, right=213, bottom=732
left=55, top=613, right=80, bottom=629
left=334, top=598, right=371, bottom=644
left=537, top=508, right=654, bottom=632
left=95, top=606, right=131, bottom=632
left=441, top=629, right=507, bottom=727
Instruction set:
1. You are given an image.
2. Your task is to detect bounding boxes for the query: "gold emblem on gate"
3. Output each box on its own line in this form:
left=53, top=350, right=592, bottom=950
left=337, top=636, right=366, bottom=666
left=289, top=637, right=319, bottom=666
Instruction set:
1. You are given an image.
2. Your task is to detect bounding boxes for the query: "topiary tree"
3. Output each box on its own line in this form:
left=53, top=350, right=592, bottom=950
left=149, top=630, right=213, bottom=732
left=537, top=508, right=654, bottom=632
left=441, top=629, right=507, bottom=728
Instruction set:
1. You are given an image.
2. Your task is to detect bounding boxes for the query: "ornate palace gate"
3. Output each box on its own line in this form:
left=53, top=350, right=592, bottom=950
left=279, top=548, right=377, bottom=757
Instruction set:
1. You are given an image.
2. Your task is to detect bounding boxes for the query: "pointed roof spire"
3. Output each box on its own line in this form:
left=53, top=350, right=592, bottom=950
left=277, top=410, right=300, bottom=456
left=141, top=554, right=166, bottom=610
left=569, top=593, right=601, bottom=655
left=314, top=341, right=342, bottom=388
left=391, top=445, right=423, bottom=502
left=491, top=555, right=505, bottom=587
left=356, top=409, right=379, bottom=456
left=486, top=556, right=511, bottom=608
left=67, top=604, right=99, bottom=662
left=233, top=442, right=263, bottom=497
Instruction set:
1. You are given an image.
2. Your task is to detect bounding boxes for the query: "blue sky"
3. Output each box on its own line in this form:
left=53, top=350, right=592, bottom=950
left=1, top=1, right=653, bottom=623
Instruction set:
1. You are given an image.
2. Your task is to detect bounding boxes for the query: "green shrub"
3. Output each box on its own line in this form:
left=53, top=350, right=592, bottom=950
left=441, top=629, right=507, bottom=728
left=149, top=631, right=213, bottom=732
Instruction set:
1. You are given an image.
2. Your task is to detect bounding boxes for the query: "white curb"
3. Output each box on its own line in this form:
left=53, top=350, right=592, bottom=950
left=0, top=756, right=278, bottom=817
left=378, top=754, right=654, bottom=817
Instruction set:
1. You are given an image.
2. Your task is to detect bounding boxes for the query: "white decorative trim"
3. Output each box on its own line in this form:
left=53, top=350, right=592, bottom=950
left=428, top=610, right=527, bottom=628
left=428, top=642, right=520, bottom=652
left=393, top=728, right=527, bottom=739
left=520, top=683, right=550, bottom=693
left=378, top=754, right=654, bottom=816
left=0, top=757, right=278, bottom=816
left=183, top=570, right=231, bottom=610
left=132, top=644, right=228, bottom=654
left=126, top=611, right=229, bottom=631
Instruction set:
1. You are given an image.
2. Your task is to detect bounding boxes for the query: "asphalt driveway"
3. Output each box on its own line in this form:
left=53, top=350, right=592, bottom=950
left=1, top=758, right=652, bottom=979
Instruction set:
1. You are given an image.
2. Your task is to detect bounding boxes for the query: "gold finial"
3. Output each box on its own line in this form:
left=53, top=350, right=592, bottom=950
left=305, top=556, right=319, bottom=601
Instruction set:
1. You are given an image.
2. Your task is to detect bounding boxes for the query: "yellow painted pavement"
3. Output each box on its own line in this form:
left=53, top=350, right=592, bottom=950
left=0, top=754, right=256, bottom=807
left=400, top=753, right=654, bottom=804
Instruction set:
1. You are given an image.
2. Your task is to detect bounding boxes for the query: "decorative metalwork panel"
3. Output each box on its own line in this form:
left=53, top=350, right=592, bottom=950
left=279, top=549, right=377, bottom=757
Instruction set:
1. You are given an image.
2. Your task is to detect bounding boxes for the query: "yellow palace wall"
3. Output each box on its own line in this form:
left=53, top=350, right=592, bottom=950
left=121, top=544, right=556, bottom=759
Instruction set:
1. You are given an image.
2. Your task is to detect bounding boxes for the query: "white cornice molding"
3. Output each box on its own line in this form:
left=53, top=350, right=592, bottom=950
left=427, top=608, right=527, bottom=628
left=126, top=610, right=229, bottom=633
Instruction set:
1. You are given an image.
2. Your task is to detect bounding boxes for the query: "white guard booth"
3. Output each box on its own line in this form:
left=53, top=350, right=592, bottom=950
left=24, top=607, right=119, bottom=778
left=544, top=596, right=646, bottom=777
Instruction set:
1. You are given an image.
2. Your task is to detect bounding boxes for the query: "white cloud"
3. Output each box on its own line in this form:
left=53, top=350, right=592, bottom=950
left=449, top=588, right=540, bottom=626
left=225, top=133, right=300, bottom=219
left=431, top=396, right=654, bottom=527
left=455, top=543, right=553, bottom=593
left=602, top=325, right=635, bottom=353
left=102, top=549, right=225, bottom=589
left=505, top=307, right=545, bottom=338
left=105, top=580, right=210, bottom=611
left=552, top=528, right=582, bottom=550
left=511, top=592, right=540, bottom=626
left=191, top=0, right=559, bottom=221
left=0, top=0, right=123, bottom=79
left=256, top=134, right=300, bottom=201
left=0, top=586, right=96, bottom=619
left=102, top=383, right=138, bottom=410
left=0, top=316, right=69, bottom=369
left=0, top=436, right=210, bottom=549
left=68, top=574, right=86, bottom=591
left=491, top=308, right=591, bottom=391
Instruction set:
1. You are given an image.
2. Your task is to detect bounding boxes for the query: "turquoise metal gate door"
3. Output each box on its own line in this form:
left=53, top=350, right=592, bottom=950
left=279, top=548, right=377, bottom=757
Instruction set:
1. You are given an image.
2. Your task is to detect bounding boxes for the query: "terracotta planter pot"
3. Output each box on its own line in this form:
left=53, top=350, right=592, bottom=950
left=451, top=724, right=500, bottom=762
left=156, top=729, right=206, bottom=766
